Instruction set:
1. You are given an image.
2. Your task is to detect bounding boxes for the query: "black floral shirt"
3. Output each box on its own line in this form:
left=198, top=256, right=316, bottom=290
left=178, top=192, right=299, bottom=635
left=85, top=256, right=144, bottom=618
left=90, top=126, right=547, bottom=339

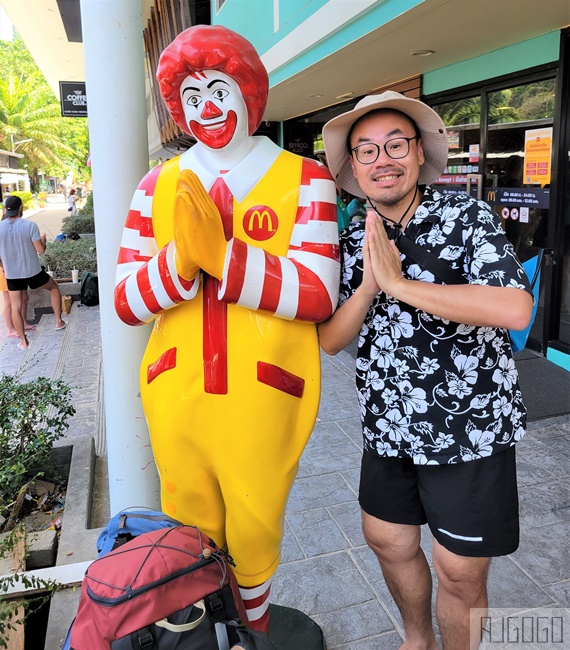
left=339, top=186, right=532, bottom=464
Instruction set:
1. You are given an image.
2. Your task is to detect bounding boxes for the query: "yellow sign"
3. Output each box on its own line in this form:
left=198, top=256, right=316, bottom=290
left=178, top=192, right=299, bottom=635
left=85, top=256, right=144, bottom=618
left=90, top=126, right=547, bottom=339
left=524, top=127, right=552, bottom=186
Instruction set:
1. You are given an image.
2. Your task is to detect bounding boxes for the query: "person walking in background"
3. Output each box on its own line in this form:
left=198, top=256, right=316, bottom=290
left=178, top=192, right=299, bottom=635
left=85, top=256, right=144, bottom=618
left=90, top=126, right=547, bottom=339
left=0, top=207, right=36, bottom=338
left=0, top=266, right=35, bottom=338
left=68, top=188, right=77, bottom=216
left=319, top=91, right=532, bottom=649
left=0, top=195, right=65, bottom=350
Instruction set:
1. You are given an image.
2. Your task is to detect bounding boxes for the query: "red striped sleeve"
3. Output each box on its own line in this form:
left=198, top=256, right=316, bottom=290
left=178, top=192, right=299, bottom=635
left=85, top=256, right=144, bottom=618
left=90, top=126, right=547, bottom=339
left=221, top=238, right=248, bottom=303
left=136, top=264, right=162, bottom=315
left=114, top=279, right=143, bottom=326
left=259, top=252, right=282, bottom=314
left=293, top=262, right=334, bottom=322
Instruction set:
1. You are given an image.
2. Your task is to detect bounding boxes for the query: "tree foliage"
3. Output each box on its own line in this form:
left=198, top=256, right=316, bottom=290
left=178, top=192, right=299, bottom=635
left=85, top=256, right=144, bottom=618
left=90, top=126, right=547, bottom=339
left=0, top=34, right=90, bottom=188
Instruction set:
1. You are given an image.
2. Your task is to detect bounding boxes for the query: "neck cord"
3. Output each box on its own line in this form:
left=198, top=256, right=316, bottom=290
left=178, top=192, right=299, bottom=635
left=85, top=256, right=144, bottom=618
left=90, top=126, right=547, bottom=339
left=366, top=184, right=418, bottom=231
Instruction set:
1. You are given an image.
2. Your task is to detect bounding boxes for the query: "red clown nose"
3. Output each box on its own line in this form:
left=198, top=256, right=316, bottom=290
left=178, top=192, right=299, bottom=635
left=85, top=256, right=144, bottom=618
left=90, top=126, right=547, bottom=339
left=201, top=101, right=223, bottom=119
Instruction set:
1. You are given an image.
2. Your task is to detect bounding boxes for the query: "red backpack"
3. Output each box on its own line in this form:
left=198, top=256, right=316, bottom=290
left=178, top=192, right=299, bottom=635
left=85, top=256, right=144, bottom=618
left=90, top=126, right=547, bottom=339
left=69, top=525, right=276, bottom=649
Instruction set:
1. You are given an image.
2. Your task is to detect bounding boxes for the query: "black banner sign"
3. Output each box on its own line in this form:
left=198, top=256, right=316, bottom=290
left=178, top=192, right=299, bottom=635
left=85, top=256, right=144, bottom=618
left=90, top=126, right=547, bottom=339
left=59, top=81, right=88, bottom=117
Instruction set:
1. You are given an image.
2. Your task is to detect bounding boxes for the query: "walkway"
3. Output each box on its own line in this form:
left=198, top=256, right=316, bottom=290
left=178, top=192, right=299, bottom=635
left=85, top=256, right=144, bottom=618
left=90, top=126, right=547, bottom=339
left=1, top=303, right=569, bottom=648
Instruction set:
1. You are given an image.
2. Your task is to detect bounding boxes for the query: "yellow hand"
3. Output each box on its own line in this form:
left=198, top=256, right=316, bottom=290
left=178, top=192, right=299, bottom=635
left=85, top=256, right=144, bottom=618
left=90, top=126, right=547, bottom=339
left=173, top=170, right=228, bottom=280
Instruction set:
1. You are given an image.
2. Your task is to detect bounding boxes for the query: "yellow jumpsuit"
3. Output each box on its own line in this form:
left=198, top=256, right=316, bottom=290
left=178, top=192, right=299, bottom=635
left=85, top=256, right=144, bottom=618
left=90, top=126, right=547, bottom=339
left=140, top=153, right=323, bottom=586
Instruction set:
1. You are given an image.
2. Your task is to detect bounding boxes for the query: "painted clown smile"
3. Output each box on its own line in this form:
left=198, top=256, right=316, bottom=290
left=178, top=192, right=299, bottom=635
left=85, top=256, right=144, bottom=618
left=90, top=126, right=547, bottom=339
left=190, top=111, right=238, bottom=149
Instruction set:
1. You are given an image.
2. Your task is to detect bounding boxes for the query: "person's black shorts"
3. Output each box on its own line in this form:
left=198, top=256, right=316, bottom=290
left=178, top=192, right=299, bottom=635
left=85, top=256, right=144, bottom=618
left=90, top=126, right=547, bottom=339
left=359, top=446, right=519, bottom=557
left=7, top=269, right=51, bottom=291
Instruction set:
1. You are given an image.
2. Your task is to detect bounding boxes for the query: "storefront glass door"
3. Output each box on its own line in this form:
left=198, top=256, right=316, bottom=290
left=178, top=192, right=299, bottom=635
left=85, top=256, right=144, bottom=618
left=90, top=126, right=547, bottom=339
left=431, top=78, right=556, bottom=350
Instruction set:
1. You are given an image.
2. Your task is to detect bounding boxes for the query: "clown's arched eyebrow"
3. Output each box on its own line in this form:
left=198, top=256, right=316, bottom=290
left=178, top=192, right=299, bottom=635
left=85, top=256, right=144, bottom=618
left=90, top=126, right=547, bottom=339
left=182, top=79, right=230, bottom=96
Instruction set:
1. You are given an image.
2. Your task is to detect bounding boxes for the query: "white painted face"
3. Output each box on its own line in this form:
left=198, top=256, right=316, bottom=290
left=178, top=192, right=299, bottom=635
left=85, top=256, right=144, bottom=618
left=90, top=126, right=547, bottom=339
left=179, top=70, right=248, bottom=150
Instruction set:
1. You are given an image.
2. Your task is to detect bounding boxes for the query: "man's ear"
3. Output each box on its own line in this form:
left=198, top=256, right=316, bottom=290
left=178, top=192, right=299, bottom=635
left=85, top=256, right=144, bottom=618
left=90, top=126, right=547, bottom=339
left=417, top=138, right=426, bottom=167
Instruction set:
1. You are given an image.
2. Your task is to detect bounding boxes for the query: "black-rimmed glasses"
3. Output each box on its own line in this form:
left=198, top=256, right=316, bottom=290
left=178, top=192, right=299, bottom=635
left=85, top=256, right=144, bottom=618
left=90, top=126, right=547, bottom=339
left=351, top=136, right=419, bottom=164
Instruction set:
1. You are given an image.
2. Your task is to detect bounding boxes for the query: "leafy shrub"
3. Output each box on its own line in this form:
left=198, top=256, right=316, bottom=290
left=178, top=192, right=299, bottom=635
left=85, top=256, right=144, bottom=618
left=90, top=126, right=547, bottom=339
left=3, top=191, right=34, bottom=210
left=0, top=375, right=75, bottom=527
left=0, top=375, right=73, bottom=647
left=61, top=214, right=94, bottom=234
left=40, top=238, right=97, bottom=278
left=77, top=191, right=94, bottom=216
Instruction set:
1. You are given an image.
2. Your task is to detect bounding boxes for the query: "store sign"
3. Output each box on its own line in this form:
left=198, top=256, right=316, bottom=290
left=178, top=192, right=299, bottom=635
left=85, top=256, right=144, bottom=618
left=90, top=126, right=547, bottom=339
left=524, top=127, right=552, bottom=185
left=60, top=81, right=88, bottom=117
left=485, top=187, right=550, bottom=210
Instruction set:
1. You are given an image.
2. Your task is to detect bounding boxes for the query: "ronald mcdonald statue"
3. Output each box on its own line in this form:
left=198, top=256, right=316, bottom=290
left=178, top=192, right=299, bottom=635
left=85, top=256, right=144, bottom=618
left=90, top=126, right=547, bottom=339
left=114, top=25, right=339, bottom=632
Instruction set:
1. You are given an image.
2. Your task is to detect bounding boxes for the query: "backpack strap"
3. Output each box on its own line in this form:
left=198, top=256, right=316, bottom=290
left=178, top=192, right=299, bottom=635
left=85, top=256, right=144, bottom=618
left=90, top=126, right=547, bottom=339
left=393, top=229, right=468, bottom=286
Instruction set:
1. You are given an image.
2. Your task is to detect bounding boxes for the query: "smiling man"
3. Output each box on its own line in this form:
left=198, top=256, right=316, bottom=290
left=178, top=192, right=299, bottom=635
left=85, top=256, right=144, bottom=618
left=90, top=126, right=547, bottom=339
left=113, top=25, right=339, bottom=633
left=319, top=92, right=533, bottom=650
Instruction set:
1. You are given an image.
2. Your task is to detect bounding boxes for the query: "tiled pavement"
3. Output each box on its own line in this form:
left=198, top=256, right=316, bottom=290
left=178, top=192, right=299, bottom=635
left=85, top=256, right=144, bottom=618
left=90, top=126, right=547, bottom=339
left=1, top=304, right=569, bottom=648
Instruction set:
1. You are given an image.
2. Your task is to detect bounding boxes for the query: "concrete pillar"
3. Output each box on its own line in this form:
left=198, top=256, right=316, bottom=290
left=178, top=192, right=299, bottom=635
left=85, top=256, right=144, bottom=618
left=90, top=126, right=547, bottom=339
left=80, top=0, right=160, bottom=513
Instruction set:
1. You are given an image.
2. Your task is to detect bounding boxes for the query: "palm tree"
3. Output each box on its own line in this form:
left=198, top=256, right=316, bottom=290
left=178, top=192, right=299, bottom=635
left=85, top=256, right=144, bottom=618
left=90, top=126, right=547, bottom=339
left=0, top=69, right=75, bottom=190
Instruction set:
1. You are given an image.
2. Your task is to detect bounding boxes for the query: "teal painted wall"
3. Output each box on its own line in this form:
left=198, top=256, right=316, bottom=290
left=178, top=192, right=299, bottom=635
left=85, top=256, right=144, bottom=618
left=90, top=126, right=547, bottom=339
left=423, top=31, right=561, bottom=95
left=215, top=0, right=424, bottom=82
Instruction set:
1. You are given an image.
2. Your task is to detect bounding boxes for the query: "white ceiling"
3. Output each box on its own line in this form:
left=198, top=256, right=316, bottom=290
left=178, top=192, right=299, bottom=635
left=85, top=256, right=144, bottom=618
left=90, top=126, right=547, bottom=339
left=1, top=0, right=569, bottom=123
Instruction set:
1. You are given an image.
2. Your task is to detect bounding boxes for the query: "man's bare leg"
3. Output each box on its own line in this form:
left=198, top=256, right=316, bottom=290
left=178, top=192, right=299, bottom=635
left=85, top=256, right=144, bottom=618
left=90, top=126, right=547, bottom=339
left=432, top=539, right=490, bottom=650
left=362, top=512, right=438, bottom=650
left=42, top=277, right=65, bottom=329
left=9, top=290, right=29, bottom=348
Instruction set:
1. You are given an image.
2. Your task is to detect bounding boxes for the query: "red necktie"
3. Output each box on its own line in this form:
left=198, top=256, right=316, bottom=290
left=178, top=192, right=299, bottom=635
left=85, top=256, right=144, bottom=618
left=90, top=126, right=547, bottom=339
left=202, top=176, right=233, bottom=395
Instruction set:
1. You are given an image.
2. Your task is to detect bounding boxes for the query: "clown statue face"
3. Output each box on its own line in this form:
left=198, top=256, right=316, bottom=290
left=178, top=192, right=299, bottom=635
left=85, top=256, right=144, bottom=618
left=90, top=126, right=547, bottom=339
left=179, top=71, right=249, bottom=153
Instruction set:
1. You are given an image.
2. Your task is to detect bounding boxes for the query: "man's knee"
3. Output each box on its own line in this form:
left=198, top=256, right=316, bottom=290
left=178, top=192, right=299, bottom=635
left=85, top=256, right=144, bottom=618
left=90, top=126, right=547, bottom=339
left=433, top=541, right=490, bottom=600
left=362, top=511, right=421, bottom=563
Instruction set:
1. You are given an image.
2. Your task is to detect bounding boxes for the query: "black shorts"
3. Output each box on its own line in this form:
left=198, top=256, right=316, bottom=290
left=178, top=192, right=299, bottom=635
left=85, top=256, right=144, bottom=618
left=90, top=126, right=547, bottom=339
left=359, top=447, right=519, bottom=557
left=7, top=270, right=51, bottom=291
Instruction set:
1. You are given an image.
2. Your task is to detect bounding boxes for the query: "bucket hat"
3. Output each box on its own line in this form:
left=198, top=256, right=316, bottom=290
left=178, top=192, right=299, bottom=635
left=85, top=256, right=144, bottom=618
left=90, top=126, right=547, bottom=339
left=322, top=91, right=449, bottom=199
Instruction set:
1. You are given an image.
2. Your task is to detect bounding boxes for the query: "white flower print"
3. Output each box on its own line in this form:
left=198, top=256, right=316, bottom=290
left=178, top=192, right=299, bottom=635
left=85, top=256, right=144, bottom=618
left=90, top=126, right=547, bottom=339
left=381, top=388, right=399, bottom=408
left=426, top=224, right=446, bottom=246
left=407, top=265, right=435, bottom=283
left=454, top=354, right=479, bottom=385
left=385, top=304, right=414, bottom=339
left=376, top=409, right=409, bottom=442
left=435, top=433, right=454, bottom=450
left=367, top=370, right=385, bottom=392
left=370, top=335, right=397, bottom=369
left=493, top=395, right=512, bottom=419
left=413, top=454, right=439, bottom=465
left=439, top=245, right=463, bottom=261
left=376, top=441, right=399, bottom=457
left=471, top=242, right=499, bottom=276
left=419, top=357, right=440, bottom=375
left=477, top=327, right=496, bottom=344
left=398, top=380, right=427, bottom=415
left=462, top=428, right=495, bottom=460
left=447, top=376, right=472, bottom=399
left=492, top=355, right=518, bottom=390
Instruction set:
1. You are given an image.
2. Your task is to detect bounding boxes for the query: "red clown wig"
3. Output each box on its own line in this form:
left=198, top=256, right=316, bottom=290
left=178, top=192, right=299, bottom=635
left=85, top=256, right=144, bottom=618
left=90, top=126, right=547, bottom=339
left=157, top=25, right=269, bottom=137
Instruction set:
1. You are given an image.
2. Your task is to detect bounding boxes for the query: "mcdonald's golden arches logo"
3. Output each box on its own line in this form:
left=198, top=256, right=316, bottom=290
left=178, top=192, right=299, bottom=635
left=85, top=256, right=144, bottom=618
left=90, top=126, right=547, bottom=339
left=487, top=190, right=497, bottom=203
left=243, top=205, right=279, bottom=241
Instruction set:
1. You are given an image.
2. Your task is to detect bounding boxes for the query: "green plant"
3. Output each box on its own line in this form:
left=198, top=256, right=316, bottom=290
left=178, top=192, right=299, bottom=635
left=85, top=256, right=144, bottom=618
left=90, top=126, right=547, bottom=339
left=0, top=375, right=75, bottom=528
left=0, top=375, right=74, bottom=647
left=40, top=238, right=97, bottom=278
left=0, top=526, right=60, bottom=648
left=61, top=214, right=95, bottom=234
left=77, top=191, right=93, bottom=216
left=4, top=191, right=33, bottom=210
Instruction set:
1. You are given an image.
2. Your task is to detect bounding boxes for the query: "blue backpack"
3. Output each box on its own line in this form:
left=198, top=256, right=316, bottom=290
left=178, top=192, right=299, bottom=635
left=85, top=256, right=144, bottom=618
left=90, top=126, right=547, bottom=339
left=96, top=508, right=181, bottom=556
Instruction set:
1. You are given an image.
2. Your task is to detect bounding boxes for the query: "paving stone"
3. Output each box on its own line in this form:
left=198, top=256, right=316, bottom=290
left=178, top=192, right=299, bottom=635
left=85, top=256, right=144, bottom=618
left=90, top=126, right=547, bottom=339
left=312, top=600, right=394, bottom=647
left=272, top=553, right=376, bottom=616
left=510, top=523, right=570, bottom=586
left=487, top=555, right=555, bottom=609
left=286, top=472, right=356, bottom=513
left=287, top=508, right=351, bottom=556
